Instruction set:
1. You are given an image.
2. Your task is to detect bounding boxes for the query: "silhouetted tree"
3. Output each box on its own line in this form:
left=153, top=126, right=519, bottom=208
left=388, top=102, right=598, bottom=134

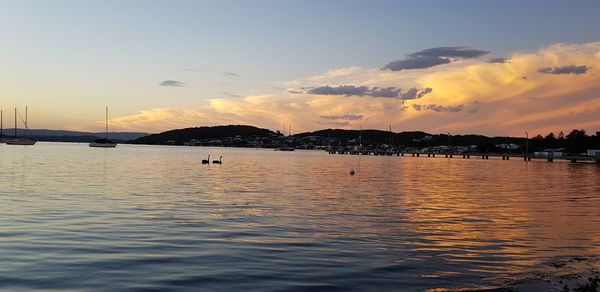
left=544, top=132, right=557, bottom=149
left=565, top=129, right=589, bottom=154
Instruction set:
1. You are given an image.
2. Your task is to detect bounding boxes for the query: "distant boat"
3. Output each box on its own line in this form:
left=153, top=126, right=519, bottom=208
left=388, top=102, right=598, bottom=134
left=5, top=107, right=36, bottom=146
left=89, top=107, right=117, bottom=148
left=277, top=146, right=295, bottom=151
left=276, top=121, right=295, bottom=151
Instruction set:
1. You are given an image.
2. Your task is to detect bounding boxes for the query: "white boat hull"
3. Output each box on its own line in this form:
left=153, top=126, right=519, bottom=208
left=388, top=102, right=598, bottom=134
left=89, top=142, right=117, bottom=148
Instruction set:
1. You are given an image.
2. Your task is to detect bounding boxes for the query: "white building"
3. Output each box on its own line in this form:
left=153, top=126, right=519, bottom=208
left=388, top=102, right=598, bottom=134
left=534, top=148, right=566, bottom=157
left=587, top=149, right=600, bottom=157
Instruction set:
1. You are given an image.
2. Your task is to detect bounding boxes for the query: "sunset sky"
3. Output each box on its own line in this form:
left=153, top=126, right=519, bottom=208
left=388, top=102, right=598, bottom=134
left=1, top=0, right=599, bottom=136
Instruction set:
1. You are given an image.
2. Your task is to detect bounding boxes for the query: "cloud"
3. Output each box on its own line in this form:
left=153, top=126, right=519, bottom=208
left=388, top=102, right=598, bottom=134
left=400, top=88, right=419, bottom=99
left=183, top=66, right=240, bottom=78
left=537, top=65, right=588, bottom=75
left=409, top=47, right=489, bottom=59
left=159, top=80, right=186, bottom=87
left=304, top=85, right=432, bottom=99
left=384, top=56, right=451, bottom=71
left=384, top=46, right=489, bottom=71
left=411, top=104, right=464, bottom=112
left=222, top=72, right=240, bottom=77
left=308, top=85, right=369, bottom=96
left=418, top=88, right=433, bottom=98
left=220, top=92, right=241, bottom=98
left=320, top=114, right=363, bottom=120
left=320, top=120, right=350, bottom=127
left=370, top=87, right=402, bottom=98
left=112, top=42, right=600, bottom=137
left=426, top=104, right=464, bottom=112
left=488, top=57, right=509, bottom=63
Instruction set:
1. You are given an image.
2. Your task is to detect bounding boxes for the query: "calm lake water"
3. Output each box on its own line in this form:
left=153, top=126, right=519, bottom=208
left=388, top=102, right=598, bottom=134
left=1, top=142, right=600, bottom=291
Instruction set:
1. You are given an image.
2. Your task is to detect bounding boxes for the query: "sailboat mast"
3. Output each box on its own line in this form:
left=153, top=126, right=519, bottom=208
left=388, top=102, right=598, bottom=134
left=25, top=106, right=28, bottom=128
left=0, top=109, right=3, bottom=141
left=14, top=108, right=17, bottom=138
left=105, top=106, right=109, bottom=138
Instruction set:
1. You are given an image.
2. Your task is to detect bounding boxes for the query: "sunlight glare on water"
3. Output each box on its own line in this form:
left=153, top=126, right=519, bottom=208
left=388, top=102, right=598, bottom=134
left=1, top=142, right=600, bottom=291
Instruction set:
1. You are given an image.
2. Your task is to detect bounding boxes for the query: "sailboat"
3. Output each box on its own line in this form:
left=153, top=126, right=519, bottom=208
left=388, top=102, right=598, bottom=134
left=277, top=122, right=295, bottom=151
left=5, top=107, right=36, bottom=145
left=89, top=107, right=117, bottom=148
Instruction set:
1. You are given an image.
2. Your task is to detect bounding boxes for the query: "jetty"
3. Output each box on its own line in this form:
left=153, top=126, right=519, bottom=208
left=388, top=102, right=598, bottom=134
left=327, top=149, right=600, bottom=164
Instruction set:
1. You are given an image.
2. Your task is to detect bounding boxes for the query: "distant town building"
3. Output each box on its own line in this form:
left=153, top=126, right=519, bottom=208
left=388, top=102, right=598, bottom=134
left=534, top=148, right=566, bottom=157
left=496, top=143, right=520, bottom=150
left=587, top=149, right=600, bottom=157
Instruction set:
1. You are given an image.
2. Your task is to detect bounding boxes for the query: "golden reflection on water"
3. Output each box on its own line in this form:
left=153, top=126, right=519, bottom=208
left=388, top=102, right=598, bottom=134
left=1, top=142, right=600, bottom=290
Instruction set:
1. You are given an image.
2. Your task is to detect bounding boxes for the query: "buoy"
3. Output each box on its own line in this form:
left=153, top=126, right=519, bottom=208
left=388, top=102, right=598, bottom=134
left=349, top=169, right=355, bottom=175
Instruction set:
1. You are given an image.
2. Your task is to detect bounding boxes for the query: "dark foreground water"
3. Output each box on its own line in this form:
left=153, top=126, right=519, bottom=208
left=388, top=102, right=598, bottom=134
left=1, top=142, right=599, bottom=291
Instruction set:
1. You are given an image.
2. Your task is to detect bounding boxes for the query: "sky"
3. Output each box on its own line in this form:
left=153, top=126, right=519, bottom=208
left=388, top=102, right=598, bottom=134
left=1, top=0, right=599, bottom=136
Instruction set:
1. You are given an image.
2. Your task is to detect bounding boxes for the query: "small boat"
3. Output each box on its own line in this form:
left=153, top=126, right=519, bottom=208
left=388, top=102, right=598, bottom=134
left=5, top=107, right=36, bottom=146
left=276, top=121, right=295, bottom=151
left=277, top=146, right=295, bottom=151
left=5, top=139, right=37, bottom=145
left=89, top=137, right=117, bottom=148
left=89, top=107, right=117, bottom=148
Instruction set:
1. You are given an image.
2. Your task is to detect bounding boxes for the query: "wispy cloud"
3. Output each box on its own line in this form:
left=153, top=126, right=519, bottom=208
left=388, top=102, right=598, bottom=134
left=183, top=66, right=240, bottom=78
left=220, top=92, right=241, bottom=98
left=159, top=80, right=186, bottom=87
left=320, top=114, right=363, bottom=120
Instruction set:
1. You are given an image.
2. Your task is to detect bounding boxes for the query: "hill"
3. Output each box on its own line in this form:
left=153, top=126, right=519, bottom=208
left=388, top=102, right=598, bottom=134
left=0, top=129, right=148, bottom=142
left=131, top=125, right=276, bottom=145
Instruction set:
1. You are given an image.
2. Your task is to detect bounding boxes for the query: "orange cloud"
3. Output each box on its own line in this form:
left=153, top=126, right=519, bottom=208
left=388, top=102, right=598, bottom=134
left=112, top=42, right=600, bottom=136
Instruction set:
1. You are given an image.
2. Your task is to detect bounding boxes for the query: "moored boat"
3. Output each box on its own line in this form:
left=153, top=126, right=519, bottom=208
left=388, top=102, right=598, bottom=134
left=5, top=107, right=36, bottom=146
left=89, top=107, right=117, bottom=148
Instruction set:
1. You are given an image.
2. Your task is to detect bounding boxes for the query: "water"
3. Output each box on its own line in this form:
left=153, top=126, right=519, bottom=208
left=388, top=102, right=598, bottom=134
left=1, top=142, right=599, bottom=291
